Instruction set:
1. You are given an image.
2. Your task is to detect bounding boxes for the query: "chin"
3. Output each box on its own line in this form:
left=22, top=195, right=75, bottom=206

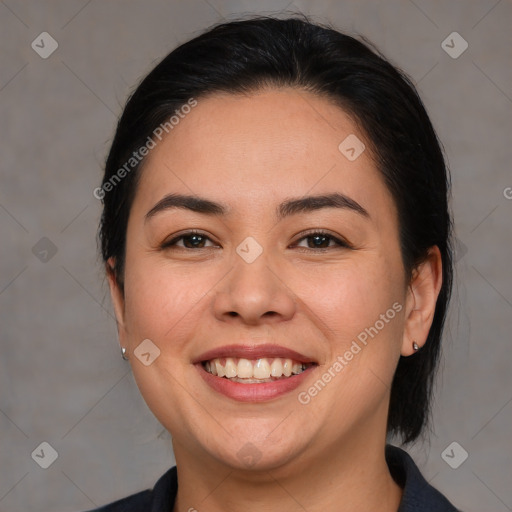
left=204, top=433, right=308, bottom=474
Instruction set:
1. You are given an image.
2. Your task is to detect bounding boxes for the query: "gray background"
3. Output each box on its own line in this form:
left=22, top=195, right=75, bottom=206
left=1, top=1, right=511, bottom=511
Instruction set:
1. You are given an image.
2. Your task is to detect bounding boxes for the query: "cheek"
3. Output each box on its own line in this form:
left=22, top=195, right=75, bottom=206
left=122, top=260, right=202, bottom=346
left=122, top=254, right=235, bottom=363
left=296, top=256, right=405, bottom=347
left=302, top=260, right=405, bottom=420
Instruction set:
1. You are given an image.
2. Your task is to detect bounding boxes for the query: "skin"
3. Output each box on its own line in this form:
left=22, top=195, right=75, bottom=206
left=108, top=88, right=443, bottom=512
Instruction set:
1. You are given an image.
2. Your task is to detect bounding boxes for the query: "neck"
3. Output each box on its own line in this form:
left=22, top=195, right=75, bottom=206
left=172, top=419, right=402, bottom=512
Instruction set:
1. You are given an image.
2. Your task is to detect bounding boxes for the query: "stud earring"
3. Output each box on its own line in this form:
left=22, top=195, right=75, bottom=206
left=412, top=341, right=419, bottom=352
left=121, top=347, right=129, bottom=360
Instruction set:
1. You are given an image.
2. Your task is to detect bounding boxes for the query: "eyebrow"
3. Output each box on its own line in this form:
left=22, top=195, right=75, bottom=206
left=145, top=192, right=369, bottom=222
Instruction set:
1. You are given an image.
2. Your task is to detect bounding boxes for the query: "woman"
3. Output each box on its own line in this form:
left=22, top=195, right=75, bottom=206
left=90, top=15, right=459, bottom=511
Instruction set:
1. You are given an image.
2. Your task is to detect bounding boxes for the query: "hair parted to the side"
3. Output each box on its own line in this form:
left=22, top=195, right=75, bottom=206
left=98, top=13, right=453, bottom=444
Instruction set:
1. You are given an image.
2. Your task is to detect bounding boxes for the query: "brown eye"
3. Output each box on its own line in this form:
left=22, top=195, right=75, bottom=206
left=161, top=231, right=217, bottom=250
left=294, top=231, right=351, bottom=250
left=305, top=234, right=331, bottom=248
left=180, top=234, right=208, bottom=248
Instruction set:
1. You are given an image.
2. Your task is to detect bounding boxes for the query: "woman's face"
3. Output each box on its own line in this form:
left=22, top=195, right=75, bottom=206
left=111, top=88, right=416, bottom=471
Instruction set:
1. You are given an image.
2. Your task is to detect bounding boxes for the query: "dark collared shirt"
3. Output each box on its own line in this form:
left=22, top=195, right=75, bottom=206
left=87, top=445, right=460, bottom=511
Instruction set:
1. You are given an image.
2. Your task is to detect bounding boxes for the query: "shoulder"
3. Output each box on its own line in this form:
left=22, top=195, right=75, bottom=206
left=82, top=466, right=177, bottom=512
left=84, top=490, right=151, bottom=511
left=386, top=445, right=461, bottom=512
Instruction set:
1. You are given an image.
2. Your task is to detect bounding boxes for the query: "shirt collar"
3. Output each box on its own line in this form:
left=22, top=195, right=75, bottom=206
left=386, top=445, right=459, bottom=511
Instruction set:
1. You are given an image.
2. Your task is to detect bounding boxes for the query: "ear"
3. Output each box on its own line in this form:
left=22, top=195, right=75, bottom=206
left=401, top=246, right=443, bottom=356
left=106, top=257, right=128, bottom=350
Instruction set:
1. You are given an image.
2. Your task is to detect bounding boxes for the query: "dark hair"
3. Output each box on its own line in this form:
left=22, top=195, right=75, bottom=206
left=98, top=14, right=453, bottom=444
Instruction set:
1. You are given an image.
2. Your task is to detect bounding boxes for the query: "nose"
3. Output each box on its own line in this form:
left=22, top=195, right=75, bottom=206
left=212, top=251, right=296, bottom=326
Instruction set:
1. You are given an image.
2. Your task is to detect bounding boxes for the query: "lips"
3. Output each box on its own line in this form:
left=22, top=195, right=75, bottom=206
left=193, top=344, right=317, bottom=364
left=194, top=344, right=318, bottom=402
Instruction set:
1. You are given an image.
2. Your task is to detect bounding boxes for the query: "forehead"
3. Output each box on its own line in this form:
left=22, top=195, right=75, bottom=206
left=133, top=88, right=391, bottom=217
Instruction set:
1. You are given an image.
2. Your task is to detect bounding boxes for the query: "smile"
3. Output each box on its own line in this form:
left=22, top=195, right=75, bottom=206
left=194, top=344, right=318, bottom=402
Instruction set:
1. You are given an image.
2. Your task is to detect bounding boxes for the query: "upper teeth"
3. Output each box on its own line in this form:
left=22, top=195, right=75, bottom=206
left=204, top=357, right=308, bottom=379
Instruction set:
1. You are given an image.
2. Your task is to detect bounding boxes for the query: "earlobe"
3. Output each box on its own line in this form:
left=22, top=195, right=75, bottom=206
left=401, top=246, right=443, bottom=356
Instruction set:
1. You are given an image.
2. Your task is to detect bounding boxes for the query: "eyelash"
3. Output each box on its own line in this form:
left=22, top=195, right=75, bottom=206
left=160, top=229, right=352, bottom=252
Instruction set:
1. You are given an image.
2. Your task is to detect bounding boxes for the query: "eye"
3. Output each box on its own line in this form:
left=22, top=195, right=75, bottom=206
left=292, top=230, right=351, bottom=250
left=159, top=229, right=351, bottom=251
left=160, top=230, right=218, bottom=250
